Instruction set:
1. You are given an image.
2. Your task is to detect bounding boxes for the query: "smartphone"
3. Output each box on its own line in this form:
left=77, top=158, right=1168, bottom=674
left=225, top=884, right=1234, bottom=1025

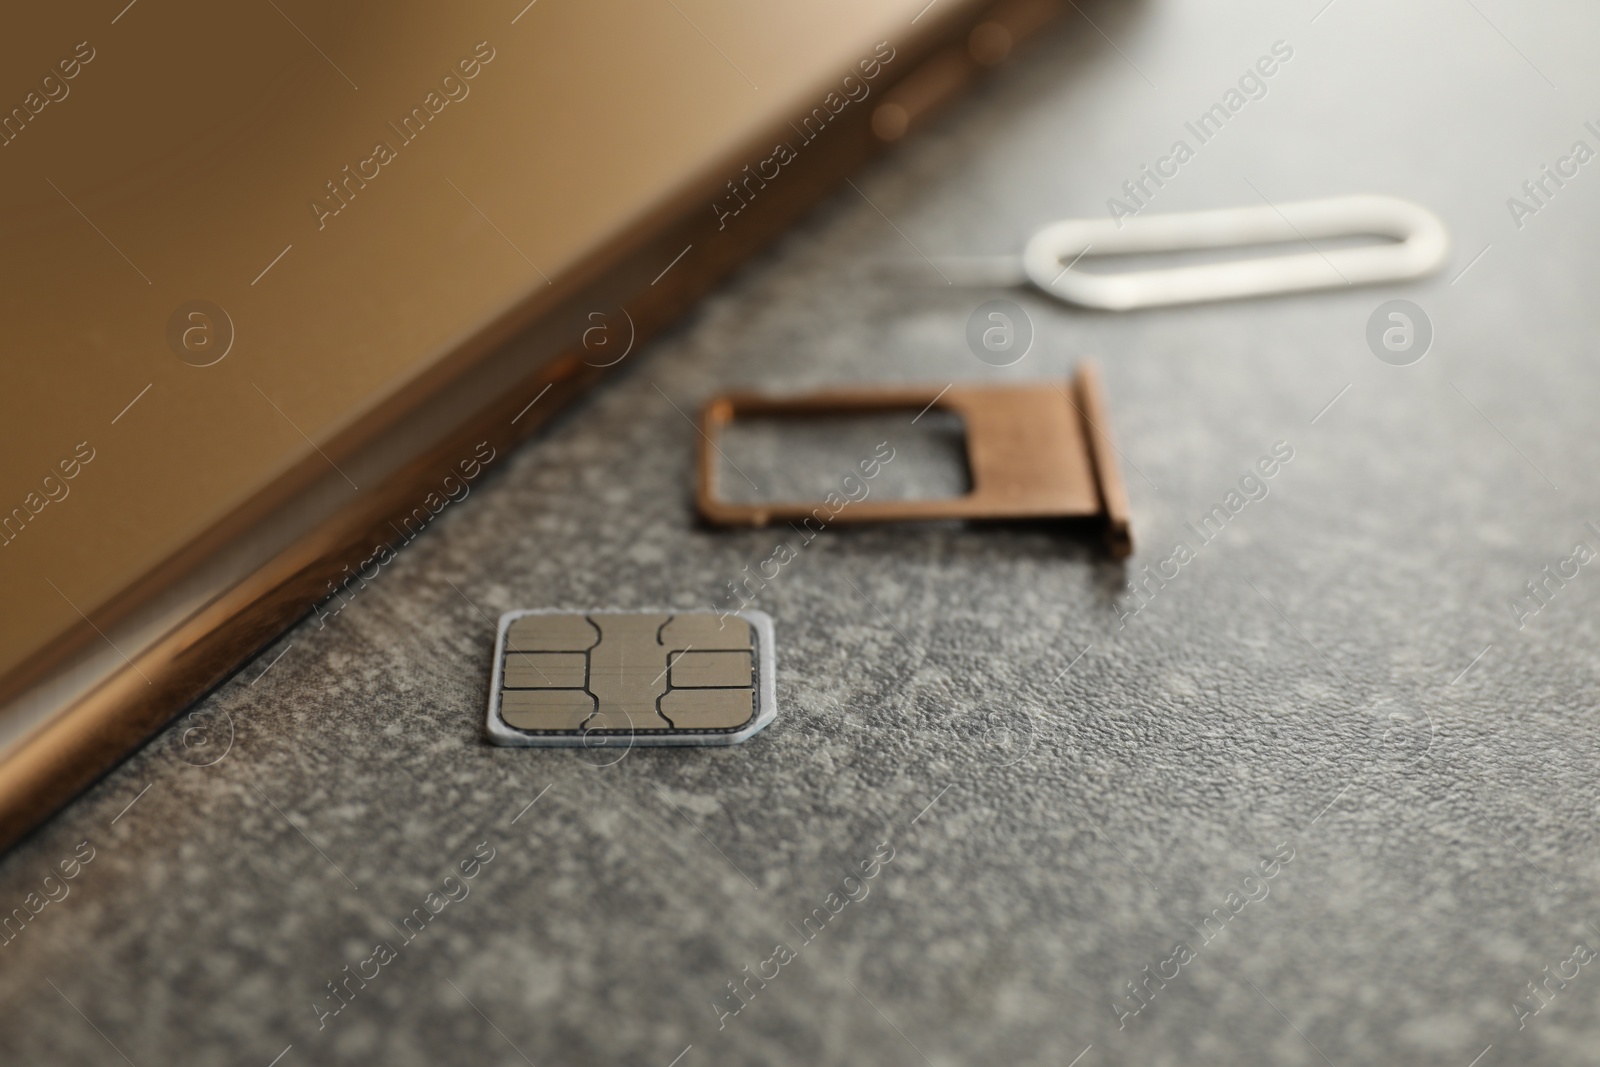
left=0, top=0, right=1059, bottom=849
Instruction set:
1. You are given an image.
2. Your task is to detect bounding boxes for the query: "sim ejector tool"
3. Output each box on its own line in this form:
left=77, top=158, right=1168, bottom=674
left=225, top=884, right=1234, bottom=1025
left=916, top=195, right=1450, bottom=310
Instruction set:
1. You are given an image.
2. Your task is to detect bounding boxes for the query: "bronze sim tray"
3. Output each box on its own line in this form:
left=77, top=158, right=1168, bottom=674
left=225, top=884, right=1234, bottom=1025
left=696, top=362, right=1132, bottom=558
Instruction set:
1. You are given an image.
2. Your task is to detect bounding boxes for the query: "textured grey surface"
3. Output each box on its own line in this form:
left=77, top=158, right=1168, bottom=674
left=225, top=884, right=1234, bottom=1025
left=6, top=1, right=1600, bottom=1064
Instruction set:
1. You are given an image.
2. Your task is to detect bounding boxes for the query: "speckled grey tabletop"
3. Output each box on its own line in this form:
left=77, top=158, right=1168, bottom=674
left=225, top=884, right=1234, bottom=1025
left=7, top=1, right=1600, bottom=1064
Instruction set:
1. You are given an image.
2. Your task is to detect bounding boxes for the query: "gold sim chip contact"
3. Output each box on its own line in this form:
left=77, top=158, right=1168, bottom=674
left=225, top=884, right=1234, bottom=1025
left=484, top=610, right=776, bottom=747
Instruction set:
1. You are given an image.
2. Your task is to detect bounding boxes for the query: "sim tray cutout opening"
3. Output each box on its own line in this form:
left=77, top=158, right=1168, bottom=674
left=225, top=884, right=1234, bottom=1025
left=696, top=362, right=1132, bottom=558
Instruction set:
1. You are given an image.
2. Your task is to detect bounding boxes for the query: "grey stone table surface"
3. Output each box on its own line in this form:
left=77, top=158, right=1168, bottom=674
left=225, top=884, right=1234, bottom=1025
left=6, top=1, right=1600, bottom=1064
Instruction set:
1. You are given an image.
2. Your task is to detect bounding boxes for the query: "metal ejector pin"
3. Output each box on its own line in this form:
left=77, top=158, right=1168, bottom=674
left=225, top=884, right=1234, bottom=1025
left=891, top=194, right=1451, bottom=310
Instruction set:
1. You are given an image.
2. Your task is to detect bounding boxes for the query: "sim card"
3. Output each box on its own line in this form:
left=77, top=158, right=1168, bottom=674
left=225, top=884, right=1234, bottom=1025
left=484, top=610, right=776, bottom=747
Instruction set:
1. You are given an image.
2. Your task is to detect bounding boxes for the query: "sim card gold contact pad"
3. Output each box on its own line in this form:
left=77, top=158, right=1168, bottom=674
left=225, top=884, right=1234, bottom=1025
left=484, top=611, right=776, bottom=747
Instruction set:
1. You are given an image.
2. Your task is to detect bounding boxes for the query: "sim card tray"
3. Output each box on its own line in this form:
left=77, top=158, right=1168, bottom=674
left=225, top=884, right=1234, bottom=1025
left=696, top=362, right=1132, bottom=558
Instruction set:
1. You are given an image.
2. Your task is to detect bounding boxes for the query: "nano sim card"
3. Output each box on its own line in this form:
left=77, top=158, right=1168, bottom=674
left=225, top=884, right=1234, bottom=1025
left=485, top=610, right=776, bottom=747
